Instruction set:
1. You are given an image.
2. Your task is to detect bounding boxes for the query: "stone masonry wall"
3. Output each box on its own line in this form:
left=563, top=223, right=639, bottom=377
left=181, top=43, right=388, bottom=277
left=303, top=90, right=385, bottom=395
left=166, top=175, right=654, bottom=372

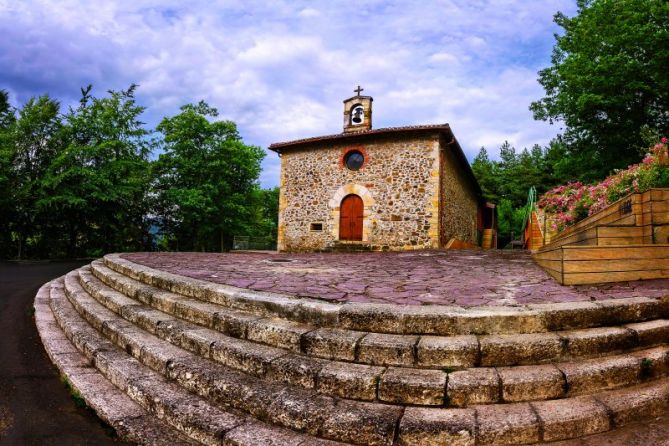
left=439, top=135, right=479, bottom=244
left=278, top=134, right=442, bottom=252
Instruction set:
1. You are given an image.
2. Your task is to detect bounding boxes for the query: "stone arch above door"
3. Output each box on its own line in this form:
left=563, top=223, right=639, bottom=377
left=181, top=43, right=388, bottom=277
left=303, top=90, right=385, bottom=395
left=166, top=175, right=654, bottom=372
left=328, top=184, right=374, bottom=241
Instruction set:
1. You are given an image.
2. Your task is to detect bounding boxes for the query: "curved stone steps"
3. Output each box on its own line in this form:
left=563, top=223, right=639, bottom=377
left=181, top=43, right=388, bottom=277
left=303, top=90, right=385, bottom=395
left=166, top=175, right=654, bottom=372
left=58, top=273, right=669, bottom=445
left=57, top=272, right=402, bottom=445
left=103, top=253, right=669, bottom=336
left=91, top=259, right=669, bottom=370
left=401, top=378, right=669, bottom=445
left=35, top=281, right=200, bottom=446
left=40, top=269, right=669, bottom=445
left=71, top=265, right=669, bottom=409
left=48, top=278, right=353, bottom=446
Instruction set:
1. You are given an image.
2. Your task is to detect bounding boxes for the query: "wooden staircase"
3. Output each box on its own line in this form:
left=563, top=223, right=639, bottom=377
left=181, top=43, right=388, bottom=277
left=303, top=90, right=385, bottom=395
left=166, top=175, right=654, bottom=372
left=533, top=188, right=669, bottom=285
left=35, top=253, right=669, bottom=445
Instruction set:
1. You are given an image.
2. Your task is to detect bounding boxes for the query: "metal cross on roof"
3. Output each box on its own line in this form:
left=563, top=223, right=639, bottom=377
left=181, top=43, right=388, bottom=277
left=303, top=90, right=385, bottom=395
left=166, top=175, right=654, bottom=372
left=354, top=85, right=364, bottom=96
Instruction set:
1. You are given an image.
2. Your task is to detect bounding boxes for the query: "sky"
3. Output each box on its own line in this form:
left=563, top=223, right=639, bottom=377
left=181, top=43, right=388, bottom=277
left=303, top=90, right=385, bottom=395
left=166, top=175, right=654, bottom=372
left=0, top=0, right=577, bottom=188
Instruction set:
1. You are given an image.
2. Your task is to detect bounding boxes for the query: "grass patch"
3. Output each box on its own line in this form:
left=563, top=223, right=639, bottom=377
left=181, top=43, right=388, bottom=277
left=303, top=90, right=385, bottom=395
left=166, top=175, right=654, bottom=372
left=59, top=377, right=119, bottom=439
left=61, top=377, right=87, bottom=409
left=641, top=357, right=654, bottom=378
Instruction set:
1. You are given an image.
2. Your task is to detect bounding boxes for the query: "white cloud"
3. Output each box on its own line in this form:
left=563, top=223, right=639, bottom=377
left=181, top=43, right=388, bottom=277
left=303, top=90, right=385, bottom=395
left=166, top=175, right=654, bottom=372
left=0, top=0, right=578, bottom=187
left=428, top=52, right=459, bottom=64
left=238, top=35, right=322, bottom=65
left=298, top=7, right=320, bottom=18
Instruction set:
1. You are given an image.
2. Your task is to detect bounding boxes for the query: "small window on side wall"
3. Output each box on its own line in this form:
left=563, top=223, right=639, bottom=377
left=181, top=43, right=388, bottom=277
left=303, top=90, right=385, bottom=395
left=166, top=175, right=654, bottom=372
left=310, top=223, right=323, bottom=231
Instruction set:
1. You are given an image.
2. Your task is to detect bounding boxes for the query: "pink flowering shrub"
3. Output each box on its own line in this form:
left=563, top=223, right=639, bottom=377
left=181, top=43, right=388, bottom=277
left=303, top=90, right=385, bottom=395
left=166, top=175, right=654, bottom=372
left=538, top=139, right=669, bottom=232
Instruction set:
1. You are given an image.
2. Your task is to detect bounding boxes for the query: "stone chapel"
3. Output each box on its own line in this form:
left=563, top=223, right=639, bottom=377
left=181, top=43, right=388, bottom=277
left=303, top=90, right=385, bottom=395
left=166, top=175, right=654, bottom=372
left=269, top=87, right=491, bottom=252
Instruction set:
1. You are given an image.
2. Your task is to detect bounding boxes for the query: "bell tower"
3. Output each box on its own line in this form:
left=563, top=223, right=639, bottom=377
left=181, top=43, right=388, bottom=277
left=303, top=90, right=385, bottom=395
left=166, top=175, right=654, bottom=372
left=343, top=85, right=373, bottom=133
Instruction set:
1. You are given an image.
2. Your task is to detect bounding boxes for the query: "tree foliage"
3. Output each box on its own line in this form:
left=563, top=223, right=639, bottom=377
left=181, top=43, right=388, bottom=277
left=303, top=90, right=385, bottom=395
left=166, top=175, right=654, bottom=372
left=0, top=90, right=16, bottom=257
left=531, top=0, right=669, bottom=180
left=5, top=95, right=64, bottom=258
left=39, top=85, right=152, bottom=257
left=472, top=141, right=566, bottom=240
left=0, top=88, right=275, bottom=259
left=151, top=101, right=266, bottom=252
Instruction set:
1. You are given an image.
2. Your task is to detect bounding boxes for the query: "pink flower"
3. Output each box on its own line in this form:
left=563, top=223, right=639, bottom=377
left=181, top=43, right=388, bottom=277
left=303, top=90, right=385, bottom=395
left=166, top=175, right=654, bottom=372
left=662, top=137, right=667, bottom=144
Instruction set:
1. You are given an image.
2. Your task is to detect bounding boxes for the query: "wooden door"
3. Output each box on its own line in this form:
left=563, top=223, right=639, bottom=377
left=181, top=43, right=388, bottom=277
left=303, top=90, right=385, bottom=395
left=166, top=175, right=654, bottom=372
left=340, top=194, right=363, bottom=241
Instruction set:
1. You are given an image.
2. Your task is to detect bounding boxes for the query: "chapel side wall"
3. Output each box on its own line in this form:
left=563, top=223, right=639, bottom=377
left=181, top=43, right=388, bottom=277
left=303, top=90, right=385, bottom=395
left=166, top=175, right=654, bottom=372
left=277, top=154, right=288, bottom=251
left=439, top=137, right=479, bottom=245
left=278, top=135, right=441, bottom=252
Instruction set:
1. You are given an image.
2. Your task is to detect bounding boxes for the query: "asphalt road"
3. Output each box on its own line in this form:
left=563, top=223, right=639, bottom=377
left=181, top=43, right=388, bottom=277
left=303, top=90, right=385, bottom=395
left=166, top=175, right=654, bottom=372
left=0, top=260, right=131, bottom=446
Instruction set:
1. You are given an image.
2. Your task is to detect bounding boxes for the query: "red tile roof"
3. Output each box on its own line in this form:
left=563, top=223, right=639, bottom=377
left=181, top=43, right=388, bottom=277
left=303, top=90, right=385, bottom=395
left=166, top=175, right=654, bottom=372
left=268, top=124, right=452, bottom=151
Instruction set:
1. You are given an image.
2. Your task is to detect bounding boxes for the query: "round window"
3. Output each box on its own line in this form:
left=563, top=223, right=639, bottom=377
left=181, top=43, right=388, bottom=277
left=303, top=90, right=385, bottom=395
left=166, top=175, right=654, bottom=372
left=344, top=150, right=364, bottom=171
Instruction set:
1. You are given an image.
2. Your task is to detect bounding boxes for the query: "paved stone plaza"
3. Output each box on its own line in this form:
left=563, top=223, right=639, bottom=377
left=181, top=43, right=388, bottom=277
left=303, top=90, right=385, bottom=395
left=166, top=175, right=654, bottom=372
left=123, top=250, right=669, bottom=306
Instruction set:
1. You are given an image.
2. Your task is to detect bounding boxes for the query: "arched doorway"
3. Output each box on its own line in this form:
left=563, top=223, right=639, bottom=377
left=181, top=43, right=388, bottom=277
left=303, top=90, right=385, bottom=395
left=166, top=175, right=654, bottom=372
left=339, top=194, right=363, bottom=241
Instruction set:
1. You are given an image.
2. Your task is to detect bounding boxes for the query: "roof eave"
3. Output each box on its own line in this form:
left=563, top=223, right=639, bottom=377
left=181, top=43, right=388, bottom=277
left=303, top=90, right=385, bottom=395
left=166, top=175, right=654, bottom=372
left=268, top=124, right=452, bottom=153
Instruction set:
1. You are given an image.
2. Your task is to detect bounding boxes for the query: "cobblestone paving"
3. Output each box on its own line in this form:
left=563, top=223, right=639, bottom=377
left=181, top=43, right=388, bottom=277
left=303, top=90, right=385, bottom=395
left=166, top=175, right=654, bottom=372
left=122, top=250, right=669, bottom=307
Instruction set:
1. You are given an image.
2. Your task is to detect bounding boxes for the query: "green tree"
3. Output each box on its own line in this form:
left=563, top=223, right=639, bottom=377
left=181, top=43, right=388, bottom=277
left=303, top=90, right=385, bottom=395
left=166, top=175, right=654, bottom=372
left=39, top=85, right=152, bottom=257
left=531, top=0, right=669, bottom=180
left=242, top=186, right=280, bottom=238
left=540, top=139, right=571, bottom=185
left=0, top=90, right=16, bottom=257
left=474, top=142, right=546, bottom=209
left=260, top=186, right=280, bottom=234
left=472, top=141, right=569, bottom=244
left=471, top=147, right=500, bottom=204
left=0, top=90, right=12, bottom=128
left=4, top=95, right=64, bottom=258
left=152, top=101, right=265, bottom=251
left=497, top=142, right=527, bottom=206
left=496, top=199, right=528, bottom=241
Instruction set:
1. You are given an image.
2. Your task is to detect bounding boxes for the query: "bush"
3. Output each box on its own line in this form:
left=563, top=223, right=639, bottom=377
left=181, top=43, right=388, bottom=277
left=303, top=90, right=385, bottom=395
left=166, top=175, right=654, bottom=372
left=538, top=138, right=668, bottom=232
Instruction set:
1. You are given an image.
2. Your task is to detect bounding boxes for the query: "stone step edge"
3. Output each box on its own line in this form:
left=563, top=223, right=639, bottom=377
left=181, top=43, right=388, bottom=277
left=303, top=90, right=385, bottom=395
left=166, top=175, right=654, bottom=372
left=34, top=281, right=197, bottom=446
left=52, top=274, right=669, bottom=446
left=75, top=266, right=669, bottom=408
left=92, top=259, right=669, bottom=369
left=103, top=253, right=669, bottom=336
left=400, top=378, right=669, bottom=445
left=55, top=273, right=396, bottom=446
left=49, top=277, right=349, bottom=446
left=50, top=279, right=246, bottom=446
